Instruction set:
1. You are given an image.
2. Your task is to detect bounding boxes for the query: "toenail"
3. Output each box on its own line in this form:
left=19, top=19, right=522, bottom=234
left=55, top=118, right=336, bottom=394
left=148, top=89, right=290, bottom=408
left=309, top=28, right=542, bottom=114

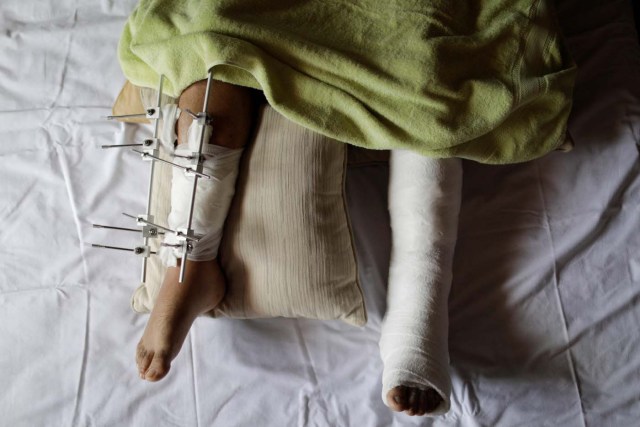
left=146, top=370, right=156, bottom=379
left=393, top=395, right=402, bottom=404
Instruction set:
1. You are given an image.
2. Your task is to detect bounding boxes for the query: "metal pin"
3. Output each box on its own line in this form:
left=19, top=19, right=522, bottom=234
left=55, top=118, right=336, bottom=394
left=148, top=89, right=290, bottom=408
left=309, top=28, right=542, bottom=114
left=91, top=243, right=157, bottom=255
left=131, top=149, right=211, bottom=179
left=91, top=244, right=133, bottom=252
left=121, top=213, right=201, bottom=242
left=92, top=223, right=164, bottom=235
left=184, top=109, right=213, bottom=125
left=183, top=109, right=200, bottom=120
left=134, top=246, right=158, bottom=255
left=101, top=143, right=144, bottom=149
left=93, top=224, right=141, bottom=233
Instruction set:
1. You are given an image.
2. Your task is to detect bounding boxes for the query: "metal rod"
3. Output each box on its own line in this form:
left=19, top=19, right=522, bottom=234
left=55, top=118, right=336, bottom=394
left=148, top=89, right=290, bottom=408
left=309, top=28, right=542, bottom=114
left=101, top=143, right=144, bottom=149
left=91, top=244, right=157, bottom=255
left=197, top=71, right=214, bottom=159
left=141, top=75, right=164, bottom=284
left=152, top=77, right=163, bottom=140
left=106, top=113, right=147, bottom=120
left=179, top=69, right=213, bottom=283
left=131, top=149, right=212, bottom=179
left=93, top=223, right=164, bottom=235
left=93, top=224, right=141, bottom=233
left=92, top=244, right=135, bottom=252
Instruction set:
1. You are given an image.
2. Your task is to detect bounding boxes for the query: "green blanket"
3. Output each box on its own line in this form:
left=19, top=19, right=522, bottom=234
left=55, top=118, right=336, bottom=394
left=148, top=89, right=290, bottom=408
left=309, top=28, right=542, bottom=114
left=119, top=0, right=576, bottom=164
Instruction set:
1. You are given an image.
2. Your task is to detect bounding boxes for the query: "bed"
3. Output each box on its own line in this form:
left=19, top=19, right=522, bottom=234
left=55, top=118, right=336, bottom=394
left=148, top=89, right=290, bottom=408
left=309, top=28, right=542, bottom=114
left=1, top=0, right=639, bottom=425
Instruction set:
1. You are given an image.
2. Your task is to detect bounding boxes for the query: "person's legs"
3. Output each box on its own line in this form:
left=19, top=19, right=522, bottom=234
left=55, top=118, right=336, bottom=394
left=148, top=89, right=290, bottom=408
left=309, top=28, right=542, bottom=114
left=136, top=80, right=258, bottom=382
left=381, top=151, right=462, bottom=416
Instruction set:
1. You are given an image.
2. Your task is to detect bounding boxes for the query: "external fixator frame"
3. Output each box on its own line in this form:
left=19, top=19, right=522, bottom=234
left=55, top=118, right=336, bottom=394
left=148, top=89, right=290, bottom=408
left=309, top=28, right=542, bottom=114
left=92, top=70, right=216, bottom=283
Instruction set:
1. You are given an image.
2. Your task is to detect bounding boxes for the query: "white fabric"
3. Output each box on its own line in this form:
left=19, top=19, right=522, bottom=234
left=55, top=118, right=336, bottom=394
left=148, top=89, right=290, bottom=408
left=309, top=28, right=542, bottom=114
left=1, top=0, right=640, bottom=426
left=159, top=121, right=243, bottom=265
left=159, top=103, right=180, bottom=150
left=381, top=153, right=462, bottom=415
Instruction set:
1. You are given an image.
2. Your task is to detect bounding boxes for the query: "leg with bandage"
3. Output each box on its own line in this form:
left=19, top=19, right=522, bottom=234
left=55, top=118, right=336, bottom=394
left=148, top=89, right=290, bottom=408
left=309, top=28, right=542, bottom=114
left=158, top=123, right=244, bottom=267
left=158, top=78, right=254, bottom=267
left=381, top=150, right=463, bottom=416
left=135, top=79, right=257, bottom=382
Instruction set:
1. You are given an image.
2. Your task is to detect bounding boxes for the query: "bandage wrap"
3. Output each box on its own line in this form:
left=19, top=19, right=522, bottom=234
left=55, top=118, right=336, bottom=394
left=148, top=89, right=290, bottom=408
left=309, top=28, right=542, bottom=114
left=159, top=104, right=181, bottom=151
left=158, top=117, right=243, bottom=266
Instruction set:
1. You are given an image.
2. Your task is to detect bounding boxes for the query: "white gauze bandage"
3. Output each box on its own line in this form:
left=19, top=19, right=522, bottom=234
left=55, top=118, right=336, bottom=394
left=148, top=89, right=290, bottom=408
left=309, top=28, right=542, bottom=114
left=159, top=119, right=243, bottom=266
left=159, top=103, right=181, bottom=150
left=380, top=151, right=462, bottom=416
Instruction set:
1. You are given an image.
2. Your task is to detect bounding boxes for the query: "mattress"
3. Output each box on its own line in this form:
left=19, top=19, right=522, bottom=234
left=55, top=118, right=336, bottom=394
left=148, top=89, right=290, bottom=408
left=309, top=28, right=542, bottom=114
left=0, top=0, right=639, bottom=426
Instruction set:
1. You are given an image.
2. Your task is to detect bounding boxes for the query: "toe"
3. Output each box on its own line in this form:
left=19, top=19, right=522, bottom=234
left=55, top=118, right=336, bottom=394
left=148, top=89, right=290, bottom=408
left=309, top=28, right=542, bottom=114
left=405, top=388, right=418, bottom=416
left=136, top=342, right=153, bottom=378
left=425, top=388, right=443, bottom=413
left=415, top=389, right=427, bottom=416
left=386, top=386, right=408, bottom=412
left=144, top=351, right=171, bottom=382
left=387, top=386, right=443, bottom=416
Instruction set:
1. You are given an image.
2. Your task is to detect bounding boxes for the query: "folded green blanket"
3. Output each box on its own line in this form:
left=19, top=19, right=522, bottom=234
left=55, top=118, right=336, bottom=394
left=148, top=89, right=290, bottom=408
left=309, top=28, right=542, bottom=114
left=119, top=0, right=576, bottom=164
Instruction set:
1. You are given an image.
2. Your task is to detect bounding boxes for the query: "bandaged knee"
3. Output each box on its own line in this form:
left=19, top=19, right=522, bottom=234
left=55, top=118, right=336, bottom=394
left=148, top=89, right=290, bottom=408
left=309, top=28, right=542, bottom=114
left=380, top=151, right=462, bottom=415
left=159, top=117, right=243, bottom=266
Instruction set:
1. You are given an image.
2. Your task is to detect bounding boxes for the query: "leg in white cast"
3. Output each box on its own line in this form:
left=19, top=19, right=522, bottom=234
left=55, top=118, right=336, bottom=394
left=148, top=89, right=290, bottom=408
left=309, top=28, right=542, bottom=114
left=380, top=150, right=462, bottom=416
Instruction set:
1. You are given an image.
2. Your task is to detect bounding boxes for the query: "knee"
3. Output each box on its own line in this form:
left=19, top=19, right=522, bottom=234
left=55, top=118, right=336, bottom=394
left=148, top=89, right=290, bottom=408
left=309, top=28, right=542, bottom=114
left=208, top=118, right=251, bottom=149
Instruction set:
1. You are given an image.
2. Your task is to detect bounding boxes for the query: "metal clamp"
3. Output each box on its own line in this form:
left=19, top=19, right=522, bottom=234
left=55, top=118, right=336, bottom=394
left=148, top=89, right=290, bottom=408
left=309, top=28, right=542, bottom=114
left=145, top=108, right=160, bottom=120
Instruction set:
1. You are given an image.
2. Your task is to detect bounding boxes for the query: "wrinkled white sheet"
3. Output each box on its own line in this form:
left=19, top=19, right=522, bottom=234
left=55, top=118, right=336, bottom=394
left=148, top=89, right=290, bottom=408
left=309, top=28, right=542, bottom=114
left=0, top=0, right=639, bottom=426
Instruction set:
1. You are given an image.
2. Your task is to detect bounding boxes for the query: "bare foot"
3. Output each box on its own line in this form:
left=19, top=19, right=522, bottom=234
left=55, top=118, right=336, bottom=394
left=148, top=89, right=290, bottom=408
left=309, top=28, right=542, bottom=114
left=386, top=386, right=443, bottom=416
left=136, top=258, right=226, bottom=381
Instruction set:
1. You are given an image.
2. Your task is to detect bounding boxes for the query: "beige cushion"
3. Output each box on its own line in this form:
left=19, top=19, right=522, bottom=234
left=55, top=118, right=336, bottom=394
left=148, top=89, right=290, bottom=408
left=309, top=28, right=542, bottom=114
left=124, top=85, right=366, bottom=326
left=111, top=81, right=150, bottom=124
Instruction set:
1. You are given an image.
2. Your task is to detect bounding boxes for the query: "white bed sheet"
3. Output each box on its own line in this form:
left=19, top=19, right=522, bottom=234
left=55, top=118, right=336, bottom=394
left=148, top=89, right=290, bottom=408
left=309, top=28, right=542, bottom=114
left=0, top=0, right=639, bottom=426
